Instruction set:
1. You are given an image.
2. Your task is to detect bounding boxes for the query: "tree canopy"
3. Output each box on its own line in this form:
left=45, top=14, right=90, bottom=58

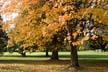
left=0, top=0, right=108, bottom=52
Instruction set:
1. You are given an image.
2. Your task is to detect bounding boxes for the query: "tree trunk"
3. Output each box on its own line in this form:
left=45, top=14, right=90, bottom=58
left=45, top=48, right=49, bottom=57
left=51, top=49, right=58, bottom=60
left=70, top=45, right=79, bottom=68
left=21, top=52, right=26, bottom=57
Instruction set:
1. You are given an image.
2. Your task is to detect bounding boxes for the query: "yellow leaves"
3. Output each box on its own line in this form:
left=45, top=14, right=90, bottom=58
left=42, top=1, right=51, bottom=12
left=72, top=36, right=90, bottom=46
left=79, top=7, right=108, bottom=24
left=72, top=32, right=78, bottom=40
left=60, top=0, right=73, bottom=3
left=47, top=23, right=59, bottom=31
left=79, top=8, right=90, bottom=17
left=89, top=8, right=108, bottom=24
left=1, top=0, right=19, bottom=14
left=23, top=0, right=38, bottom=4
left=23, top=40, right=33, bottom=49
left=72, top=41, right=81, bottom=46
left=47, top=22, right=64, bottom=32
left=19, top=0, right=38, bottom=11
left=59, top=13, right=69, bottom=22
left=41, top=26, right=48, bottom=37
left=104, top=11, right=108, bottom=17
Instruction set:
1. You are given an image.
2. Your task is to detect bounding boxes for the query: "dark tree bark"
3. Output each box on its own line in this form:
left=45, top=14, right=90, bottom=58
left=21, top=51, right=26, bottom=57
left=51, top=49, right=58, bottom=60
left=70, top=45, right=79, bottom=68
left=45, top=48, right=49, bottom=57
left=66, top=22, right=80, bottom=68
left=66, top=32, right=79, bottom=68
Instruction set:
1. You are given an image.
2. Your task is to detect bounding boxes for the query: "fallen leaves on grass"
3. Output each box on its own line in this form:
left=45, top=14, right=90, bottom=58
left=0, top=60, right=108, bottom=72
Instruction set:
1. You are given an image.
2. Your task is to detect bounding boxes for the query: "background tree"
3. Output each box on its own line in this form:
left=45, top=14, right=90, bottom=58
left=0, top=15, right=8, bottom=55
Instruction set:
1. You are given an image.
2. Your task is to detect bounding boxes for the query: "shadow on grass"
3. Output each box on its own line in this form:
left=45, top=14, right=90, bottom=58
left=1, top=59, right=108, bottom=69
left=0, top=60, right=70, bottom=65
left=1, top=54, right=108, bottom=60
left=0, top=54, right=108, bottom=65
left=1, top=54, right=108, bottom=58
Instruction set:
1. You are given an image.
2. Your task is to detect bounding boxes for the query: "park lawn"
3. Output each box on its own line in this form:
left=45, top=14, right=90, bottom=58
left=0, top=50, right=108, bottom=72
left=1, top=50, right=108, bottom=60
left=0, top=60, right=108, bottom=72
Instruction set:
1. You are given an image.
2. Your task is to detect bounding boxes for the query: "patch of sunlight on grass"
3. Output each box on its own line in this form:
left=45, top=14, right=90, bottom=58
left=0, top=57, right=50, bottom=60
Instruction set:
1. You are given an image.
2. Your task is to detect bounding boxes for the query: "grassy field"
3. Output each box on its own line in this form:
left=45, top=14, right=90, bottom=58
left=0, top=50, right=108, bottom=72
left=1, top=50, right=108, bottom=60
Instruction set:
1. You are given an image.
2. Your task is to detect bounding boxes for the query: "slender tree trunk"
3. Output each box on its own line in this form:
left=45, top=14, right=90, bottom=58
left=51, top=49, right=58, bottom=60
left=21, top=51, right=26, bottom=57
left=70, top=45, right=79, bottom=68
left=45, top=48, right=49, bottom=57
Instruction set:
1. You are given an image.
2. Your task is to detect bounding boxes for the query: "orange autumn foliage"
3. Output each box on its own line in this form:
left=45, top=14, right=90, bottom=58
left=1, top=0, right=108, bottom=52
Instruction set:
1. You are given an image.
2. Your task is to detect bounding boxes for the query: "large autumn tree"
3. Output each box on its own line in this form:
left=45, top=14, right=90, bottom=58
left=1, top=0, right=108, bottom=68
left=2, top=0, right=67, bottom=58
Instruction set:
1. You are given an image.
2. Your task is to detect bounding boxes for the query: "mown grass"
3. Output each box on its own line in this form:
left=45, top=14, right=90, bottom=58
left=0, top=50, right=108, bottom=72
left=0, top=60, right=108, bottom=72
left=0, top=50, right=108, bottom=61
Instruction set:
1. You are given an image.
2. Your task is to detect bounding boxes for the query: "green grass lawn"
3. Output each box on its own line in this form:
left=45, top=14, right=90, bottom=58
left=0, top=50, right=108, bottom=60
left=0, top=50, right=108, bottom=72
